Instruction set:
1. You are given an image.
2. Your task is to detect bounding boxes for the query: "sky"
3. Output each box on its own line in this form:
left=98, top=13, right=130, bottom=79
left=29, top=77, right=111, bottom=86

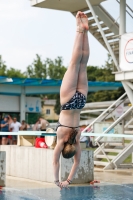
left=0, top=0, right=132, bottom=72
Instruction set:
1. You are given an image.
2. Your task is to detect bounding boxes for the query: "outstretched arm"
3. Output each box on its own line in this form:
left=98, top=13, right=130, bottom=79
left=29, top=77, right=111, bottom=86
left=67, top=141, right=81, bottom=180
left=53, top=138, right=64, bottom=188
left=60, top=130, right=81, bottom=189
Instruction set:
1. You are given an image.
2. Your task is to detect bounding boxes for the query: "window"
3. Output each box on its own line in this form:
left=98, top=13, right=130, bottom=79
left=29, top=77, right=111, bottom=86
left=46, top=109, right=50, bottom=115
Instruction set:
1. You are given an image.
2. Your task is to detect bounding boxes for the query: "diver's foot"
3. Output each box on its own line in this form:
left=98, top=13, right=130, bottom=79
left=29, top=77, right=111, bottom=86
left=76, top=11, right=85, bottom=33
left=80, top=12, right=89, bottom=31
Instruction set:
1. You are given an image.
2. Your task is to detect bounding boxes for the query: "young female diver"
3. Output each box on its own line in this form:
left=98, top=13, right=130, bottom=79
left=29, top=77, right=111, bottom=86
left=53, top=11, right=89, bottom=189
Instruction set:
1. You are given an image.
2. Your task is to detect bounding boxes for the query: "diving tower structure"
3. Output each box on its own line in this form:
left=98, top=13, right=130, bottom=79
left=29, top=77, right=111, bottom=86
left=30, top=0, right=133, bottom=169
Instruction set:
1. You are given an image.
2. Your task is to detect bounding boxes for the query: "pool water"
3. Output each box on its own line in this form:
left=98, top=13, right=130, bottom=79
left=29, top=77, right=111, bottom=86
left=0, top=184, right=133, bottom=200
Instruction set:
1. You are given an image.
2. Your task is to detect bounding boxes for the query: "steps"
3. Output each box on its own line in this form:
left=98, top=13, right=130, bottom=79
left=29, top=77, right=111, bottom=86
left=94, top=161, right=108, bottom=166
left=104, top=148, right=122, bottom=153
left=96, top=155, right=116, bottom=159
left=72, top=4, right=119, bottom=65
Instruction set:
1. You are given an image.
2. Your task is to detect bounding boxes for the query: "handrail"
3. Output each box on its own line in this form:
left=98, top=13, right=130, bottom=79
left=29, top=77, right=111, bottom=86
left=81, top=92, right=127, bottom=133
left=102, top=96, right=127, bottom=121
left=1, top=131, right=133, bottom=138
left=116, top=0, right=133, bottom=19
left=95, top=106, right=133, bottom=143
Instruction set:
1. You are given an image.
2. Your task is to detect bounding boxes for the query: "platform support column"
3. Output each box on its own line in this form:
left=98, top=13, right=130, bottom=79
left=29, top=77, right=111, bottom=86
left=20, top=86, right=26, bottom=122
left=0, top=151, right=6, bottom=187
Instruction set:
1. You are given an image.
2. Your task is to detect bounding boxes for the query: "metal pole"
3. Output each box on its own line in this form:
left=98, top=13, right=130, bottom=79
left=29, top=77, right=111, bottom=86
left=119, top=0, right=126, bottom=65
left=120, top=0, right=126, bottom=35
left=20, top=86, right=26, bottom=122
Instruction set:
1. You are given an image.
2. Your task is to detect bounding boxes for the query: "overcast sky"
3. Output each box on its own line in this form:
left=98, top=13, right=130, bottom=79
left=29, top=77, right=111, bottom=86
left=0, top=0, right=132, bottom=72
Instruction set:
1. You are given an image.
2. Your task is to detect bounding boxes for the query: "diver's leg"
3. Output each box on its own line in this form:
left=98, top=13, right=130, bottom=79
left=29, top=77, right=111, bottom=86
left=76, top=13, right=89, bottom=97
left=60, top=11, right=85, bottom=105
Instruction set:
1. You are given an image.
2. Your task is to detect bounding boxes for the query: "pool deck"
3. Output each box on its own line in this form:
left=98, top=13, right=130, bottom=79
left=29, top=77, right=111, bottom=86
left=5, top=169, right=133, bottom=189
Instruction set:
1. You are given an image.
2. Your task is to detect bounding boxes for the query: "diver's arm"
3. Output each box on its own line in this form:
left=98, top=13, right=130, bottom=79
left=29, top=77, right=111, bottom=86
left=53, top=139, right=64, bottom=185
left=67, top=141, right=81, bottom=181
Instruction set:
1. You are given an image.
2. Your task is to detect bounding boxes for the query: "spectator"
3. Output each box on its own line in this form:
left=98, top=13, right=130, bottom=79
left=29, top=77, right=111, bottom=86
left=32, top=120, right=40, bottom=131
left=10, top=117, right=21, bottom=145
left=80, top=135, right=90, bottom=148
left=0, top=116, right=9, bottom=145
left=20, top=120, right=27, bottom=131
left=39, top=117, right=49, bottom=131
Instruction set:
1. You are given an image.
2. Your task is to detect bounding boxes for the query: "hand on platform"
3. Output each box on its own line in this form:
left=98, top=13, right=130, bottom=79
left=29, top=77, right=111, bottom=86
left=60, top=181, right=69, bottom=190
left=54, top=181, right=62, bottom=189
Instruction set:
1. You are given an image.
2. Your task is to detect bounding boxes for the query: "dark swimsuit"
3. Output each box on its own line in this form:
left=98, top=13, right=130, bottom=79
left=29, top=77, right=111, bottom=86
left=61, top=91, right=86, bottom=110
left=56, top=91, right=86, bottom=131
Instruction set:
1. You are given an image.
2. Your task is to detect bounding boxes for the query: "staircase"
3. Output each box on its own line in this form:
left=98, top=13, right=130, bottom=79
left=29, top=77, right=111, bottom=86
left=72, top=4, right=119, bottom=65
left=93, top=103, right=133, bottom=169
left=94, top=140, right=133, bottom=170
left=81, top=91, right=133, bottom=170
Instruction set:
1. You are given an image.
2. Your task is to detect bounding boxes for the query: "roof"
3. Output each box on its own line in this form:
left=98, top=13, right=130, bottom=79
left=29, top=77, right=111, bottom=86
left=31, top=0, right=106, bottom=12
left=43, top=99, right=56, bottom=106
left=0, top=76, right=122, bottom=96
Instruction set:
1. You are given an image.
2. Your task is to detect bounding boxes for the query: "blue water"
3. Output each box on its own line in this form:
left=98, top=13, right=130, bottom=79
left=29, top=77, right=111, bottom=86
left=0, top=184, right=133, bottom=200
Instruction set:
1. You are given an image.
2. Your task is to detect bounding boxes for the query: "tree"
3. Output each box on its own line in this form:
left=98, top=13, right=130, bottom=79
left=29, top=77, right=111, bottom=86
left=0, top=55, right=7, bottom=76
left=46, top=57, right=66, bottom=79
left=7, top=68, right=26, bottom=78
left=26, top=56, right=67, bottom=115
left=26, top=54, right=47, bottom=78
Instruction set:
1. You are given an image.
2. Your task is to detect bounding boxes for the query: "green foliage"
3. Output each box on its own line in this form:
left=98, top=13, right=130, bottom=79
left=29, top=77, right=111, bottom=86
left=46, top=57, right=66, bottom=79
left=54, top=94, right=60, bottom=115
left=7, top=68, right=26, bottom=78
left=87, top=87, right=125, bottom=102
left=86, top=54, right=124, bottom=103
left=26, top=54, right=47, bottom=78
left=0, top=55, right=26, bottom=78
left=87, top=54, right=115, bottom=82
left=0, top=55, right=7, bottom=76
left=26, top=55, right=66, bottom=80
left=27, top=113, right=42, bottom=124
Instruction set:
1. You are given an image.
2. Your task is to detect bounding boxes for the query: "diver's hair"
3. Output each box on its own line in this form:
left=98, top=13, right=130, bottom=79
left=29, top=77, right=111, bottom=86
left=62, top=129, right=78, bottom=159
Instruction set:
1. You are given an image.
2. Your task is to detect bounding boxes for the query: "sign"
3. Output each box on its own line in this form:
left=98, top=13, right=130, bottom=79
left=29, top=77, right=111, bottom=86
left=120, top=32, right=133, bottom=71
left=25, top=97, right=41, bottom=113
left=115, top=103, right=124, bottom=118
left=94, top=122, right=123, bottom=143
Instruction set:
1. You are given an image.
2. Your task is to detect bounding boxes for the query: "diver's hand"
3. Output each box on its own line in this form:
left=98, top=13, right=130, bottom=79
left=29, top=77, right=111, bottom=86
left=60, top=181, right=69, bottom=189
left=54, top=181, right=62, bottom=189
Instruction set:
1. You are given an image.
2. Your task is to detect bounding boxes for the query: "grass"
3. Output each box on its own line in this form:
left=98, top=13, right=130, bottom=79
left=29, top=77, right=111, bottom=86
left=101, top=153, right=132, bottom=163
left=87, top=143, right=132, bottom=163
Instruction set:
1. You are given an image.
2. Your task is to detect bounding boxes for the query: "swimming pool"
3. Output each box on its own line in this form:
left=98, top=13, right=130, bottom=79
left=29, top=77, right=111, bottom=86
left=1, top=184, right=133, bottom=200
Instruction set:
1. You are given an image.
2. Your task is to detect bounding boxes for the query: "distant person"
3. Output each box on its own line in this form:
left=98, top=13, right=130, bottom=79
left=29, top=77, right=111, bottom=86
left=20, top=120, right=27, bottom=131
left=32, top=120, right=40, bottom=131
left=80, top=128, right=90, bottom=148
left=10, top=117, right=21, bottom=144
left=0, top=116, right=9, bottom=145
left=80, top=135, right=90, bottom=148
left=39, top=117, right=49, bottom=131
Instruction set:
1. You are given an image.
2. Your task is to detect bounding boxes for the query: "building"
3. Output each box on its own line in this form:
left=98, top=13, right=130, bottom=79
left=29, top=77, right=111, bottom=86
left=42, top=99, right=59, bottom=122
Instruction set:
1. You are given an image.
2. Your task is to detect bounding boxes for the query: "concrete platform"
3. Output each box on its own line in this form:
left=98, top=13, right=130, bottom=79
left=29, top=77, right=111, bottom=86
left=0, top=152, right=6, bottom=187
left=0, top=145, right=93, bottom=184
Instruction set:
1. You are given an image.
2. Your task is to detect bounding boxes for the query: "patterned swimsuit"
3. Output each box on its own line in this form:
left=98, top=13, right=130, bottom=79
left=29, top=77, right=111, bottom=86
left=56, top=91, right=86, bottom=131
left=61, top=91, right=86, bottom=110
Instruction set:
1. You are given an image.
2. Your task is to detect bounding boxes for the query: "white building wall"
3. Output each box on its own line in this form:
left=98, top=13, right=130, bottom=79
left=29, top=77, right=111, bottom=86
left=0, top=95, right=19, bottom=112
left=0, top=95, right=41, bottom=113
